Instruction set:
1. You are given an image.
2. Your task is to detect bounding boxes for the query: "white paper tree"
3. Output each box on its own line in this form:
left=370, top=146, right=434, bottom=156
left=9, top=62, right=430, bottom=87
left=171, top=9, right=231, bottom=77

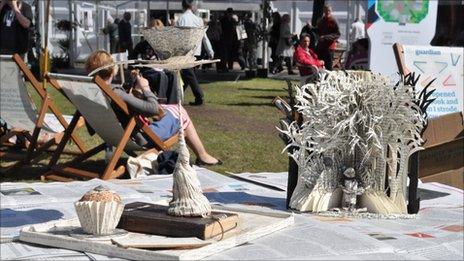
left=280, top=71, right=434, bottom=214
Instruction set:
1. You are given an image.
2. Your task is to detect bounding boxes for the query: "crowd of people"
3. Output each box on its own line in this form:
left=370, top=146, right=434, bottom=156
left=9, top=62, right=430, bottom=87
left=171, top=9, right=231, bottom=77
left=101, top=7, right=260, bottom=75
left=0, top=0, right=344, bottom=83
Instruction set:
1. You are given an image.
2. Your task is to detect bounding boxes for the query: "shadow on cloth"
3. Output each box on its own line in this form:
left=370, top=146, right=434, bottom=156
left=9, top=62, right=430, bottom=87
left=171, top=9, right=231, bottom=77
left=0, top=208, right=64, bottom=227
left=204, top=191, right=286, bottom=211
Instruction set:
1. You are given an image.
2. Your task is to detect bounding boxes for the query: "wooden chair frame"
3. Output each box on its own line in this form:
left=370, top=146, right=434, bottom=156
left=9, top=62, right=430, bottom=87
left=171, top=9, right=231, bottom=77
left=43, top=75, right=178, bottom=181
left=1, top=54, right=86, bottom=173
left=392, top=43, right=410, bottom=76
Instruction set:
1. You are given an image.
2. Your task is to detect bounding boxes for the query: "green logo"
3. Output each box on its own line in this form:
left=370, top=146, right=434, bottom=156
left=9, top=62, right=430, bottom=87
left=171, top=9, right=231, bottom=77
left=376, top=0, right=429, bottom=24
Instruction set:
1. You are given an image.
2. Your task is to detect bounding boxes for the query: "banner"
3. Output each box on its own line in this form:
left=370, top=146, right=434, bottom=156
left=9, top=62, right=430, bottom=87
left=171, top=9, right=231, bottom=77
left=367, top=0, right=438, bottom=78
left=403, top=45, right=463, bottom=118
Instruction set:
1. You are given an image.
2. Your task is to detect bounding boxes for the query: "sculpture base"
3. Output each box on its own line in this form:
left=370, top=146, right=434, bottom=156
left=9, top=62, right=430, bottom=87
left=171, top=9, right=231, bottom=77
left=317, top=209, right=416, bottom=219
left=117, top=202, right=239, bottom=240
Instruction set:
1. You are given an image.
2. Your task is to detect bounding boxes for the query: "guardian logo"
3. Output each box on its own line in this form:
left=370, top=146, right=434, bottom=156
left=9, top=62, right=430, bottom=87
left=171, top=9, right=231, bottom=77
left=415, top=49, right=441, bottom=56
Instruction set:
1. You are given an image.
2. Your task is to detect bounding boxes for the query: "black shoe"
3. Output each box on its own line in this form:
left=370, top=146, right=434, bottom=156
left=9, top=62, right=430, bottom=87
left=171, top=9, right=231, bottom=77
left=288, top=71, right=297, bottom=75
left=195, top=158, right=223, bottom=166
left=189, top=100, right=204, bottom=106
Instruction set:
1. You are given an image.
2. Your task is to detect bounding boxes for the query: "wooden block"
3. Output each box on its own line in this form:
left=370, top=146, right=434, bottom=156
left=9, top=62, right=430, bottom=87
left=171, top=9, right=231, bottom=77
left=117, top=202, right=239, bottom=240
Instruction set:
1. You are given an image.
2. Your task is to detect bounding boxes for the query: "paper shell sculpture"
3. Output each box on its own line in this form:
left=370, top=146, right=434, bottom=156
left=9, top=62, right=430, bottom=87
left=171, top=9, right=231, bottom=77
left=279, top=71, right=435, bottom=217
left=141, top=26, right=207, bottom=61
left=74, top=186, right=125, bottom=235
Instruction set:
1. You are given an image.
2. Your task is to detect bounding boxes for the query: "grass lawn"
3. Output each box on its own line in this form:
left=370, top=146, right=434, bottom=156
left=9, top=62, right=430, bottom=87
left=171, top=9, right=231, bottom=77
left=1, top=76, right=290, bottom=181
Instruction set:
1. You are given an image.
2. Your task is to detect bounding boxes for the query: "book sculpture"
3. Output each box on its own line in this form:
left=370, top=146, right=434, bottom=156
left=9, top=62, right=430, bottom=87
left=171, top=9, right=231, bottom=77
left=142, top=26, right=212, bottom=217
left=279, top=71, right=435, bottom=217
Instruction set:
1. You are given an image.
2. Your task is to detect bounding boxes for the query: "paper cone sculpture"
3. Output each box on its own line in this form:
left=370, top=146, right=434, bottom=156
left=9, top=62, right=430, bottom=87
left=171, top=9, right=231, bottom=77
left=167, top=136, right=212, bottom=217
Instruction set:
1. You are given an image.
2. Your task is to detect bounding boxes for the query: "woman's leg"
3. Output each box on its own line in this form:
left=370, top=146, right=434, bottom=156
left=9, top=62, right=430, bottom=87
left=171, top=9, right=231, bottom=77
left=184, top=122, right=219, bottom=164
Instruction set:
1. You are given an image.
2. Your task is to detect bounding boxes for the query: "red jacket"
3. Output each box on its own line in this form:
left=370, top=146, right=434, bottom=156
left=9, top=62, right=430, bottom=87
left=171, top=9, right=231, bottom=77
left=293, top=45, right=323, bottom=76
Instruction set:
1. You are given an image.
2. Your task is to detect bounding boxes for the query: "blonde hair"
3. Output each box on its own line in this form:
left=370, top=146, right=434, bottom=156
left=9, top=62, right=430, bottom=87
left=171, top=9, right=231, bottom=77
left=149, top=19, right=164, bottom=29
left=85, top=50, right=116, bottom=80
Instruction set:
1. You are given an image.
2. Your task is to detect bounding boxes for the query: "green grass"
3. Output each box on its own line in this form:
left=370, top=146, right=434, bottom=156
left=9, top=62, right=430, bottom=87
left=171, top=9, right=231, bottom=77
left=1, top=77, right=290, bottom=181
left=185, top=78, right=289, bottom=174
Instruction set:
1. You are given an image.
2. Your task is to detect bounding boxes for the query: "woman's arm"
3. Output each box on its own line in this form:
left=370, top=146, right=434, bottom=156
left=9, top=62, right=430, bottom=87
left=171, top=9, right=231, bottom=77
left=113, top=87, right=160, bottom=116
left=113, top=75, right=161, bottom=116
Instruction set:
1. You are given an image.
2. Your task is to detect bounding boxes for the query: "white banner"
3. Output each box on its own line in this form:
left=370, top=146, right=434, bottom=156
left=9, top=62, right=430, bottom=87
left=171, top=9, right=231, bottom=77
left=367, top=0, right=438, bottom=78
left=403, top=45, right=464, bottom=118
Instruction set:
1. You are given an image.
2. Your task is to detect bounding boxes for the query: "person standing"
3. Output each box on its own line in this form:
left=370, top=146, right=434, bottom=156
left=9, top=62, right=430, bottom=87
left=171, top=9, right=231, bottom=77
left=0, top=0, right=32, bottom=146
left=0, top=0, right=32, bottom=56
left=274, top=14, right=295, bottom=75
left=231, top=14, right=245, bottom=70
left=206, top=16, right=222, bottom=55
left=316, top=5, right=340, bottom=71
left=243, top=12, right=258, bottom=70
left=118, top=12, right=133, bottom=54
left=219, top=8, right=236, bottom=72
left=349, top=18, right=365, bottom=45
left=269, top=12, right=281, bottom=73
left=176, top=0, right=214, bottom=106
left=300, top=19, right=317, bottom=51
left=205, top=15, right=222, bottom=72
left=102, top=16, right=119, bottom=54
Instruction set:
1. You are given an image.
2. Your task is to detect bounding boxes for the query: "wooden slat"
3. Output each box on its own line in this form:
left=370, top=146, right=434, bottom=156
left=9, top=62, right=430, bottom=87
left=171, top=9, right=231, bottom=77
left=47, top=111, right=82, bottom=168
left=36, top=95, right=51, bottom=128
left=53, top=166, right=99, bottom=179
left=0, top=152, right=26, bottom=160
left=163, top=134, right=179, bottom=149
left=65, top=142, right=106, bottom=167
left=0, top=130, right=21, bottom=145
left=109, top=166, right=126, bottom=180
left=101, top=117, right=136, bottom=180
left=42, top=174, right=74, bottom=182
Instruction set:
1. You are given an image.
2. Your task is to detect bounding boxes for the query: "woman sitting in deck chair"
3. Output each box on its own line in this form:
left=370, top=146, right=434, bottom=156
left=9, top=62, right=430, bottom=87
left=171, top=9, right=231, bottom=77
left=293, top=33, right=325, bottom=85
left=86, top=50, right=222, bottom=166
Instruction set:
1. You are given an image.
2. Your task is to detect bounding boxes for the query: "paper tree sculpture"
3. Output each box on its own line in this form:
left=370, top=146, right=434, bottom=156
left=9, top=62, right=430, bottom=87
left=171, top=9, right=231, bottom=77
left=280, top=71, right=435, bottom=215
left=141, top=26, right=212, bottom=217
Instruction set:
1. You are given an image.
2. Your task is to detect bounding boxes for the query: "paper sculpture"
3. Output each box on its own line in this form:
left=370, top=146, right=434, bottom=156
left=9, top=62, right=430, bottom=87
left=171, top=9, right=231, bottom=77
left=74, top=186, right=125, bottom=235
left=280, top=71, right=435, bottom=215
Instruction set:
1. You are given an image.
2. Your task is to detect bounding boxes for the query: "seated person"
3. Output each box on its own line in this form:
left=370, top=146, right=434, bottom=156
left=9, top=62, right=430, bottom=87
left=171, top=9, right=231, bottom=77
left=86, top=50, right=221, bottom=166
left=344, top=38, right=369, bottom=70
left=293, top=33, right=325, bottom=77
left=129, top=19, right=178, bottom=104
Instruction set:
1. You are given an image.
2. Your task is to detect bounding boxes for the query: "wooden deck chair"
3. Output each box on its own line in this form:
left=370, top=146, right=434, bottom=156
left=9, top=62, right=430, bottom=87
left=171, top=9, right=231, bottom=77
left=43, top=73, right=178, bottom=181
left=295, top=62, right=320, bottom=85
left=0, top=54, right=86, bottom=173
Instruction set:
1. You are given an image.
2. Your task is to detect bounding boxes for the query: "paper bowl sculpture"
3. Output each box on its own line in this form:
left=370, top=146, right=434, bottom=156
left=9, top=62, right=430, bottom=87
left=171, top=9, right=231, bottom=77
left=74, top=186, right=124, bottom=236
left=141, top=26, right=207, bottom=59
